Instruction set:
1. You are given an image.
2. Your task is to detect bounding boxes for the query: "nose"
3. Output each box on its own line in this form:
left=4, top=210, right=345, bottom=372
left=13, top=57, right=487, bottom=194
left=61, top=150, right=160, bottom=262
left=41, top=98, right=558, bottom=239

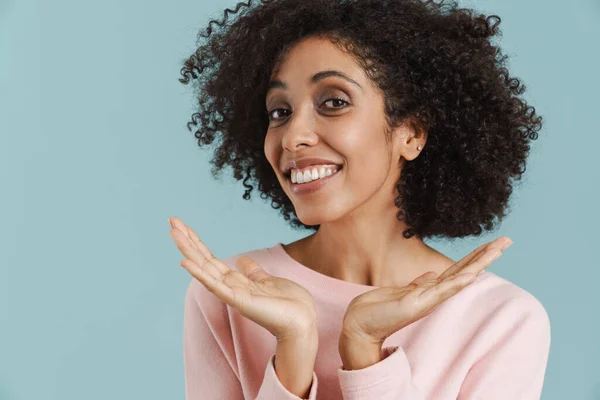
left=280, top=107, right=319, bottom=152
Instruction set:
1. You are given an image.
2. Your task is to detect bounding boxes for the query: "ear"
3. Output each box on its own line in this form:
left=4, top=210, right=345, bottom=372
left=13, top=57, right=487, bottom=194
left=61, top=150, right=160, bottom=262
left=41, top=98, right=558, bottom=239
left=392, top=116, right=427, bottom=162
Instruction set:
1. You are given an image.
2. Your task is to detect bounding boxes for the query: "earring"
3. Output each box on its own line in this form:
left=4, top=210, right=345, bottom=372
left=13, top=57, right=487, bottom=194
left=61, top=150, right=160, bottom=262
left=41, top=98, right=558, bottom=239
left=417, top=146, right=423, bottom=151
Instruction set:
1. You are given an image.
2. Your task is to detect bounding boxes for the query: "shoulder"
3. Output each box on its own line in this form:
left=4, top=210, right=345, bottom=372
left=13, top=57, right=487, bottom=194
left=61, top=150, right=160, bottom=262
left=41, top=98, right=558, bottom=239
left=219, top=245, right=278, bottom=274
left=473, top=271, right=549, bottom=320
left=458, top=271, right=551, bottom=345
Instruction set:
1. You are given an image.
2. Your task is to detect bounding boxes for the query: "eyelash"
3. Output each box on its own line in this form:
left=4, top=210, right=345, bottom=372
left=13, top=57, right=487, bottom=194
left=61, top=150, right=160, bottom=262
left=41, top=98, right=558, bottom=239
left=267, top=97, right=350, bottom=122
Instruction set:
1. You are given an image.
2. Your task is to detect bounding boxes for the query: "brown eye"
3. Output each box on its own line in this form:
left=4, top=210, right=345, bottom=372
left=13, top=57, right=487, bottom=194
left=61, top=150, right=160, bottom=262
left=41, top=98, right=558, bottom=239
left=322, top=97, right=349, bottom=109
left=267, top=108, right=291, bottom=121
left=267, top=97, right=349, bottom=122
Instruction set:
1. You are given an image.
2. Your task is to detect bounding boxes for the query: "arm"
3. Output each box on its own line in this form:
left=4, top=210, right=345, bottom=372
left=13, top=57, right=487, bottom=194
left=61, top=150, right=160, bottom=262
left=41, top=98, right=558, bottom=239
left=183, top=279, right=244, bottom=399
left=184, top=279, right=320, bottom=400
left=336, top=298, right=551, bottom=400
left=337, top=334, right=426, bottom=400
left=457, top=302, right=551, bottom=400
left=334, top=238, right=515, bottom=399
left=258, top=331, right=319, bottom=400
left=269, top=329, right=319, bottom=399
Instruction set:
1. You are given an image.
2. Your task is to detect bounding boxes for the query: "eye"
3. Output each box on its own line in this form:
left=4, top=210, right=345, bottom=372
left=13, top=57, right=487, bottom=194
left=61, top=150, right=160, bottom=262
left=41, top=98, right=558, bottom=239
left=322, top=97, right=349, bottom=109
left=266, top=97, right=350, bottom=122
left=267, top=108, right=291, bottom=122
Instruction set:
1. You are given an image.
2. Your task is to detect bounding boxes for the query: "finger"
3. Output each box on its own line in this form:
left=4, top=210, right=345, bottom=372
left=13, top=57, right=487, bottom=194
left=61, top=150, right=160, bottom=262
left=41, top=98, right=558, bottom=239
left=169, top=228, right=226, bottom=281
left=454, top=246, right=504, bottom=278
left=169, top=218, right=223, bottom=278
left=169, top=216, right=186, bottom=234
left=437, top=236, right=512, bottom=281
left=437, top=241, right=498, bottom=281
left=236, top=256, right=271, bottom=282
left=418, top=271, right=477, bottom=304
left=169, top=217, right=196, bottom=247
left=171, top=221, right=234, bottom=278
left=185, top=225, right=239, bottom=278
left=407, top=271, right=439, bottom=287
left=180, top=258, right=236, bottom=305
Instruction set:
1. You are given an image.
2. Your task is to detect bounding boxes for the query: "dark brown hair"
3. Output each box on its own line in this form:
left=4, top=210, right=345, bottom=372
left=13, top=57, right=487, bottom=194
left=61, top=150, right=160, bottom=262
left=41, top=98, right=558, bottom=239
left=179, top=0, right=543, bottom=240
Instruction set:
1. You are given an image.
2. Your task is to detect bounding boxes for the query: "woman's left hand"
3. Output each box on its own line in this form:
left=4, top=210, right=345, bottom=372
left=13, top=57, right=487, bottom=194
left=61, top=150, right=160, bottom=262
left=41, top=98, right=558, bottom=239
left=340, top=236, right=514, bottom=348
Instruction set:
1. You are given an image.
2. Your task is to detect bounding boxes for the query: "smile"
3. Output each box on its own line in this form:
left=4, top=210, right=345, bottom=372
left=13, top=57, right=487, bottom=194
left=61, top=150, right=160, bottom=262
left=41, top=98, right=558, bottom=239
left=288, top=166, right=343, bottom=195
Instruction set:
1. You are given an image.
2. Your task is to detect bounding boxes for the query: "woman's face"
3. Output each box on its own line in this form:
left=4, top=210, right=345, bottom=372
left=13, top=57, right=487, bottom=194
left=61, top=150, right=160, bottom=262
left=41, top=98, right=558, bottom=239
left=264, top=36, right=408, bottom=226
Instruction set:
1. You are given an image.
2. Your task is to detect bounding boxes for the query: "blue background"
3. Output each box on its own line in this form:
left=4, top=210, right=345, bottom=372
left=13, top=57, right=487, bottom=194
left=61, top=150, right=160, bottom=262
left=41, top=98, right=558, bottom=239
left=1, top=0, right=598, bottom=399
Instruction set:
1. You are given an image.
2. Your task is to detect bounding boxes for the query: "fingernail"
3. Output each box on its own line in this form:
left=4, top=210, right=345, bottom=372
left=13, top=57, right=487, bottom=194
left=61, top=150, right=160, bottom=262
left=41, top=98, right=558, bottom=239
left=168, top=218, right=174, bottom=229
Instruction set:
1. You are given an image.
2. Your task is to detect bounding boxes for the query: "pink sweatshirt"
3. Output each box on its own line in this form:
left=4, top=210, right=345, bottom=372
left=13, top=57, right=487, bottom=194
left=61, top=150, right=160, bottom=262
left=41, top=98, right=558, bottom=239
left=183, top=242, right=551, bottom=400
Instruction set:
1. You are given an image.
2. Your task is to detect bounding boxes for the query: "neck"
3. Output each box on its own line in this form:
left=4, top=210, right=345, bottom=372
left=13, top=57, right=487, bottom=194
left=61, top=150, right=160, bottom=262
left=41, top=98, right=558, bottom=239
left=305, top=221, right=429, bottom=287
left=284, top=159, right=453, bottom=287
left=288, top=190, right=451, bottom=288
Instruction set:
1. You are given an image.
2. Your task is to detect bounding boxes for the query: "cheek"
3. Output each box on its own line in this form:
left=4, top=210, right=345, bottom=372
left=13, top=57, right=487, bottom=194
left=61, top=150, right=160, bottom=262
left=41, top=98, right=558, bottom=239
left=342, top=140, right=391, bottom=189
left=332, top=129, right=389, bottom=170
left=263, top=133, right=291, bottom=191
left=263, top=132, right=278, bottom=168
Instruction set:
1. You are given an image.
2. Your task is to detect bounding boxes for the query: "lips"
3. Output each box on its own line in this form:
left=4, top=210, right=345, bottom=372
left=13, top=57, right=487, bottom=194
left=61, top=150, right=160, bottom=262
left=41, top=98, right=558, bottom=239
left=288, top=165, right=343, bottom=195
left=282, top=157, right=343, bottom=177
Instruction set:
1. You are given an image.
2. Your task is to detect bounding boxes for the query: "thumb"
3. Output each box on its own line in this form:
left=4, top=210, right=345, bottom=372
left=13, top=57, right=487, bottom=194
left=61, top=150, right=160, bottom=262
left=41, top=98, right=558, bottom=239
left=235, top=256, right=271, bottom=282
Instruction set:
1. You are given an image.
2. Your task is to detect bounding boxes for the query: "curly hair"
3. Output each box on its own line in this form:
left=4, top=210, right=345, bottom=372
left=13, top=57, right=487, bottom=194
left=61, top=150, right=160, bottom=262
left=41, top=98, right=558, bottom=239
left=178, top=0, right=543, bottom=240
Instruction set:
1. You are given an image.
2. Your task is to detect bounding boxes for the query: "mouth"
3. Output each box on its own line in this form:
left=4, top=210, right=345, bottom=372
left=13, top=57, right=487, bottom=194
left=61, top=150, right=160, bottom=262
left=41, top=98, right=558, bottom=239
left=285, top=165, right=343, bottom=195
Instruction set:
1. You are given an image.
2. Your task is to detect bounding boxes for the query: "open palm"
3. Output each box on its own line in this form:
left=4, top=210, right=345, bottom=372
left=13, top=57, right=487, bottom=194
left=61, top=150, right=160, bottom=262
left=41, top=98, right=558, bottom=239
left=341, top=236, right=513, bottom=344
left=169, top=217, right=317, bottom=341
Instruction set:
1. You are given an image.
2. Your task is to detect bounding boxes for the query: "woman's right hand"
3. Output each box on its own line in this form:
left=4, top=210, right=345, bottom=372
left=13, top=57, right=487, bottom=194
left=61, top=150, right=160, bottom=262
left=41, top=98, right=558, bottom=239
left=169, top=216, right=318, bottom=342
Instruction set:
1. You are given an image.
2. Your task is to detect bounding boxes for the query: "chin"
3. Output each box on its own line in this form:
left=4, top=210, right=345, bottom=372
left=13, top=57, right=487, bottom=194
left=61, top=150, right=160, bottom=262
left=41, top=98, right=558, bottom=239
left=295, top=206, right=345, bottom=227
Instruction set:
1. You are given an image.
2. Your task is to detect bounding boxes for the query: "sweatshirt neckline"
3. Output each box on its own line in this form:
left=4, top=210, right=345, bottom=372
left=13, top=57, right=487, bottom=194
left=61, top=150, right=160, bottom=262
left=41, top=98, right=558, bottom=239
left=267, top=242, right=394, bottom=298
left=266, top=242, right=492, bottom=298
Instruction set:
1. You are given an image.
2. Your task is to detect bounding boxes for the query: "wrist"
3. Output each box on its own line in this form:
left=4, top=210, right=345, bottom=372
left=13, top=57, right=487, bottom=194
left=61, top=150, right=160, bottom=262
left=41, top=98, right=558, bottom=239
left=275, top=329, right=318, bottom=398
left=340, top=325, right=383, bottom=347
left=339, top=332, right=383, bottom=371
left=277, top=328, right=319, bottom=352
left=275, top=325, right=319, bottom=373
left=277, top=322, right=319, bottom=345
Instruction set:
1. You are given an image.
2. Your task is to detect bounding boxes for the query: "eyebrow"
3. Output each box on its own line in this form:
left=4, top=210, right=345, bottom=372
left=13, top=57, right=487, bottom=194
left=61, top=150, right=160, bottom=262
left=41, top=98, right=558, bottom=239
left=266, top=70, right=363, bottom=96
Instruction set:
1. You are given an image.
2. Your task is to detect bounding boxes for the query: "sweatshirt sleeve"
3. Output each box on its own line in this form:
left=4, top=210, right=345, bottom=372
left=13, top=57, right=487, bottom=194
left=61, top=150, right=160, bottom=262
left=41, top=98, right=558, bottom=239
left=457, top=300, right=551, bottom=400
left=257, top=353, right=319, bottom=400
left=337, top=345, right=426, bottom=400
left=183, top=278, right=319, bottom=400
left=183, top=279, right=244, bottom=399
left=336, top=297, right=551, bottom=400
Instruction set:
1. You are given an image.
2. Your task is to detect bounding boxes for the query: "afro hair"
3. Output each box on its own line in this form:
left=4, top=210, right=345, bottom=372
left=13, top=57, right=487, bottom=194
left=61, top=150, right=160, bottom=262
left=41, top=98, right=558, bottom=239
left=179, top=0, right=543, bottom=240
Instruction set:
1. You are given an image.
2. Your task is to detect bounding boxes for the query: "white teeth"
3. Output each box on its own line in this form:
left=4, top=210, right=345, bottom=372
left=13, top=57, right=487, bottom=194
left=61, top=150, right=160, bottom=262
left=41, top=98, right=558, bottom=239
left=311, top=168, right=319, bottom=180
left=303, top=170, right=311, bottom=182
left=289, top=164, right=340, bottom=184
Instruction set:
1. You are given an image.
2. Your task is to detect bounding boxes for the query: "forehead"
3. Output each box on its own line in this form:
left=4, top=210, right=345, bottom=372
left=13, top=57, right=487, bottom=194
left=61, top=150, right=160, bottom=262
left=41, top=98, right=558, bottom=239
left=267, top=36, right=366, bottom=92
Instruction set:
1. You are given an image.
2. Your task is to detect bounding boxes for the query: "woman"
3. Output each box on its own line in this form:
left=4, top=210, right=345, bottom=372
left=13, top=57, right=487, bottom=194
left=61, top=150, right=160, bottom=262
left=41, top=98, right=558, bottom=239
left=170, top=0, right=550, bottom=399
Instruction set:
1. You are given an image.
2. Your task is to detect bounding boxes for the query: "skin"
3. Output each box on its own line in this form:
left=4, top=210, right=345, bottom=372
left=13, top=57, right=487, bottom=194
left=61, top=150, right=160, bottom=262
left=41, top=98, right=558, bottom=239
left=169, top=35, right=513, bottom=396
left=264, top=36, right=458, bottom=289
left=169, top=217, right=319, bottom=398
